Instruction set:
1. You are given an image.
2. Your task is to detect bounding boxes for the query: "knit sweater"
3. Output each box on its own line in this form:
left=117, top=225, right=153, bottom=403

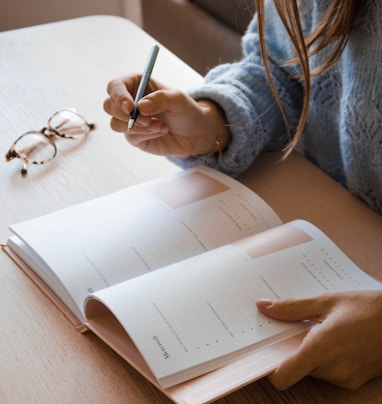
left=169, top=0, right=382, bottom=215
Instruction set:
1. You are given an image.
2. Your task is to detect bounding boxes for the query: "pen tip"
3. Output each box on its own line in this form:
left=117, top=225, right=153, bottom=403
left=128, top=118, right=135, bottom=132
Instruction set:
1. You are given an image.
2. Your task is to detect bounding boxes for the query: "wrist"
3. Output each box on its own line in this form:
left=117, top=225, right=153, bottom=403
left=195, top=99, right=231, bottom=157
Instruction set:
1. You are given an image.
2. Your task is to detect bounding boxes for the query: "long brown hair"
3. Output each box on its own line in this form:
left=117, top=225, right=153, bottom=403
left=254, top=0, right=362, bottom=155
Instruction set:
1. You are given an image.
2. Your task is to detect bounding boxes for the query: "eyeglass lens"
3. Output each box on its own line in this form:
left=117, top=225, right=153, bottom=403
left=48, top=110, right=91, bottom=139
left=12, top=132, right=56, bottom=164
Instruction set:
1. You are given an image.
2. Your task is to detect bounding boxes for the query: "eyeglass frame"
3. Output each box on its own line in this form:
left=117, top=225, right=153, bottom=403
left=5, top=109, right=95, bottom=175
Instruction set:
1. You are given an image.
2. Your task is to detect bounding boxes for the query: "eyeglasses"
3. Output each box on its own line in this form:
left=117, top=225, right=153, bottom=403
left=5, top=109, right=95, bottom=175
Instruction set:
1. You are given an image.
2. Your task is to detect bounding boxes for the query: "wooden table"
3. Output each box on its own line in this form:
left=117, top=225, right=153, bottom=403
left=1, top=15, right=382, bottom=403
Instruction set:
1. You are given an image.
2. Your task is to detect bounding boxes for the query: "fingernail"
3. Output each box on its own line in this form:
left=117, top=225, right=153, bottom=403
left=257, top=299, right=273, bottom=307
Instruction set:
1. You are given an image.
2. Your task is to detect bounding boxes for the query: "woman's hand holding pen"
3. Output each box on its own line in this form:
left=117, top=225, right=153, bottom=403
left=104, top=75, right=231, bottom=157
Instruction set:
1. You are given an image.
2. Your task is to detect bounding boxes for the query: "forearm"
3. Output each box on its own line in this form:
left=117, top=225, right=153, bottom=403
left=169, top=5, right=305, bottom=176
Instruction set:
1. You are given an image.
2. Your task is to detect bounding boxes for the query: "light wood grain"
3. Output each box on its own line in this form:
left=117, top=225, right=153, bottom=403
left=1, top=15, right=381, bottom=404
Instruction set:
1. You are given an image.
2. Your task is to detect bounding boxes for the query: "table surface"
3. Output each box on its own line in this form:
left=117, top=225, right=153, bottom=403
left=1, top=15, right=382, bottom=404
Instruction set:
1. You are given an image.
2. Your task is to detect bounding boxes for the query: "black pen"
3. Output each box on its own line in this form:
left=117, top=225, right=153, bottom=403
left=128, top=44, right=160, bottom=132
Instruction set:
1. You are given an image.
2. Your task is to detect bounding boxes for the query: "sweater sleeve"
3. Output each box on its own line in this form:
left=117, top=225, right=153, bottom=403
left=168, top=1, right=305, bottom=177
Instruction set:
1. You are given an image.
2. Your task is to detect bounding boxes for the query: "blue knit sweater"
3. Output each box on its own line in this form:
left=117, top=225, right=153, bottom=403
left=169, top=0, right=382, bottom=215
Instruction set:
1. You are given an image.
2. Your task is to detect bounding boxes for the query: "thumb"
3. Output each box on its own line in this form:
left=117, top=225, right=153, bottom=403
left=138, top=89, right=196, bottom=117
left=256, top=296, right=329, bottom=322
left=256, top=297, right=328, bottom=390
left=137, top=90, right=176, bottom=116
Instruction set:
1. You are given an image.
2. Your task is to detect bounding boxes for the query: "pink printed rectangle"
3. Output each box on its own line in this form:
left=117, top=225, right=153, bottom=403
left=147, top=171, right=230, bottom=209
left=234, top=223, right=313, bottom=259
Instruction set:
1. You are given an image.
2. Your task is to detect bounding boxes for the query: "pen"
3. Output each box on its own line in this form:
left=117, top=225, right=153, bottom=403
left=128, top=44, right=160, bottom=132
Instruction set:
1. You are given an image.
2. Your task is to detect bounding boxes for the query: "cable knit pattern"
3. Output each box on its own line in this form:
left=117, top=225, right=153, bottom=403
left=169, top=0, right=382, bottom=215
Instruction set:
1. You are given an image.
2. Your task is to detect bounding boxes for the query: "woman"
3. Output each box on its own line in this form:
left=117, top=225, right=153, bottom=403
left=104, top=0, right=382, bottom=390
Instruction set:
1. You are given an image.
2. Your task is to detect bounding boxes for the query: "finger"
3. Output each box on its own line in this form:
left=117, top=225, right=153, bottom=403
left=105, top=88, right=176, bottom=125
left=256, top=295, right=333, bottom=322
left=125, top=120, right=169, bottom=142
left=106, top=77, right=138, bottom=113
left=103, top=98, right=130, bottom=122
left=268, top=333, right=321, bottom=389
left=109, top=117, right=152, bottom=134
left=109, top=117, right=128, bottom=133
